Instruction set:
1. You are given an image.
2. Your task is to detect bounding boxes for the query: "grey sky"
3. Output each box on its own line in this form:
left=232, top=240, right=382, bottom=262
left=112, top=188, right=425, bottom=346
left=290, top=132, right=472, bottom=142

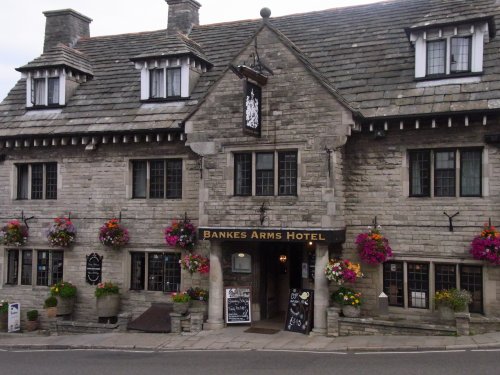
left=0, top=0, right=382, bottom=101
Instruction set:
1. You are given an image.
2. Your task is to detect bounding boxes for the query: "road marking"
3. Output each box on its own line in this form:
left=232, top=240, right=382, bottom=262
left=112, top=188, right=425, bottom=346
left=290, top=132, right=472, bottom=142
left=258, top=349, right=347, bottom=355
left=355, top=350, right=466, bottom=355
left=471, top=349, right=500, bottom=352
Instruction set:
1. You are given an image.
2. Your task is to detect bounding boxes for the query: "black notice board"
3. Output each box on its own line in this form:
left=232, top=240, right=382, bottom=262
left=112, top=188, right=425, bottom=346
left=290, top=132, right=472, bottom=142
left=86, top=253, right=103, bottom=285
left=225, top=287, right=251, bottom=324
left=284, top=288, right=314, bottom=334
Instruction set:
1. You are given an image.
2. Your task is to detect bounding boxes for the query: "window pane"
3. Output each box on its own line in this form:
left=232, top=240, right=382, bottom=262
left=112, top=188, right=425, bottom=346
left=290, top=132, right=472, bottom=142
left=278, top=152, right=297, bottom=196
left=427, top=40, right=446, bottom=75
left=33, top=78, right=45, bottom=105
left=51, top=251, right=64, bottom=285
left=163, top=253, right=181, bottom=292
left=17, top=164, right=29, bottom=200
left=21, top=250, right=33, bottom=285
left=31, top=164, right=43, bottom=199
left=37, top=251, right=49, bottom=286
left=130, top=252, right=145, bottom=290
left=435, top=264, right=456, bottom=292
left=132, top=161, right=147, bottom=198
left=461, top=150, right=481, bottom=196
left=383, top=262, right=404, bottom=307
left=167, top=68, right=181, bottom=97
left=166, top=159, right=182, bottom=199
left=150, top=160, right=165, bottom=199
left=408, top=263, right=429, bottom=309
left=460, top=265, right=483, bottom=313
left=451, top=37, right=471, bottom=73
left=256, top=153, right=274, bottom=196
left=7, top=250, right=19, bottom=285
left=150, top=69, right=165, bottom=98
left=435, top=151, right=455, bottom=197
left=148, top=252, right=164, bottom=291
left=234, top=153, right=252, bottom=196
left=47, top=77, right=59, bottom=105
left=409, top=151, right=430, bottom=196
left=46, top=162, right=58, bottom=199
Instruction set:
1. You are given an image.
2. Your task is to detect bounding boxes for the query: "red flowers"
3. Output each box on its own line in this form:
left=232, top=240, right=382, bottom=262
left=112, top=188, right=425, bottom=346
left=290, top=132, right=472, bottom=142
left=355, top=226, right=392, bottom=264
left=470, top=223, right=500, bottom=265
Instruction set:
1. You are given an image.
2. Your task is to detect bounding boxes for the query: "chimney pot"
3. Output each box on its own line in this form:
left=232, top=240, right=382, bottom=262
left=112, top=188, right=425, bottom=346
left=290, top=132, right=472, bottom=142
left=43, top=9, right=92, bottom=52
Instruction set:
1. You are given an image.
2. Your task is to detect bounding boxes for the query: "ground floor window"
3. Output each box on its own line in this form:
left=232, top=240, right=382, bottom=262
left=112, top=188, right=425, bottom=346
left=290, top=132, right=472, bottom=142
left=5, top=249, right=63, bottom=287
left=130, top=252, right=181, bottom=292
left=383, top=260, right=483, bottom=313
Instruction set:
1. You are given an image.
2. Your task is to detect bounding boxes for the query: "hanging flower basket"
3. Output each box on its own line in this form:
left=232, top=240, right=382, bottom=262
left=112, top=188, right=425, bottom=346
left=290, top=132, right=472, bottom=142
left=99, top=218, right=130, bottom=249
left=46, top=217, right=77, bottom=248
left=355, top=225, right=392, bottom=264
left=164, top=216, right=196, bottom=250
left=470, top=223, right=500, bottom=265
left=324, top=259, right=363, bottom=285
left=180, top=253, right=210, bottom=274
left=0, top=220, right=28, bottom=246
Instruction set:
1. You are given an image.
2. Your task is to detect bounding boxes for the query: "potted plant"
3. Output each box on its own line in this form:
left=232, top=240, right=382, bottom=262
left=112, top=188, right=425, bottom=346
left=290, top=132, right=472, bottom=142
left=434, top=289, right=472, bottom=321
left=95, top=281, right=120, bottom=318
left=324, top=259, right=363, bottom=285
left=0, top=300, right=8, bottom=332
left=46, top=216, right=77, bottom=248
left=171, top=292, right=191, bottom=314
left=0, top=220, right=28, bottom=246
left=99, top=218, right=130, bottom=250
left=331, top=286, right=362, bottom=318
left=355, top=225, right=392, bottom=264
left=164, top=216, right=196, bottom=250
left=44, top=296, right=58, bottom=318
left=50, top=281, right=77, bottom=315
left=25, top=309, right=39, bottom=332
left=470, top=223, right=500, bottom=265
left=186, top=287, right=209, bottom=318
left=180, top=253, right=210, bottom=275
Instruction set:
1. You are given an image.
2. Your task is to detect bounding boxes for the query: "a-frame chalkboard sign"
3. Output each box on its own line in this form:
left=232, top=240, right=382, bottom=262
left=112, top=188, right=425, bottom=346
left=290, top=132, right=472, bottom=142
left=284, top=288, right=314, bottom=334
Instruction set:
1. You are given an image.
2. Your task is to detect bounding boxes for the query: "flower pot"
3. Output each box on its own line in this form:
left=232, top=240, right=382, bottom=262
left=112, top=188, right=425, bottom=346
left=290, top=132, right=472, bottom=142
left=0, top=312, right=7, bottom=332
left=438, top=305, right=455, bottom=321
left=45, top=307, right=57, bottom=318
left=96, top=294, right=120, bottom=318
left=189, top=300, right=208, bottom=319
left=173, top=302, right=189, bottom=315
left=342, top=305, right=361, bottom=318
left=25, top=320, right=39, bottom=332
left=56, top=296, right=75, bottom=316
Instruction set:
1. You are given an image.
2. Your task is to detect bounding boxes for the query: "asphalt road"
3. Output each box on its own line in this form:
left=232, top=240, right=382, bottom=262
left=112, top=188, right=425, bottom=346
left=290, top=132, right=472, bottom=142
left=1, top=348, right=499, bottom=375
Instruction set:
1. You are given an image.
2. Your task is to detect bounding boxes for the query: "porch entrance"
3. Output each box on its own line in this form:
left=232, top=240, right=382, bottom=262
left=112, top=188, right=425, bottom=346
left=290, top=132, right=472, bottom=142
left=259, top=242, right=304, bottom=323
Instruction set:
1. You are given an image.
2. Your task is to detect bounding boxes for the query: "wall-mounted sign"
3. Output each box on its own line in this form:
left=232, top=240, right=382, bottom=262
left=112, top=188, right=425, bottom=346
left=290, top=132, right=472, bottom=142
left=231, top=253, right=252, bottom=273
left=225, top=287, right=251, bottom=324
left=243, top=81, right=261, bottom=137
left=8, top=302, right=21, bottom=333
left=284, top=289, right=314, bottom=335
left=199, top=228, right=345, bottom=244
left=86, top=253, right=103, bottom=285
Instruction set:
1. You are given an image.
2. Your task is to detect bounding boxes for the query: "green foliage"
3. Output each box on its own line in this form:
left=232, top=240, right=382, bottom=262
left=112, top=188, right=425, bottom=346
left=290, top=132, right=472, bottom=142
left=44, top=296, right=57, bottom=308
left=171, top=292, right=191, bottom=303
left=95, top=281, right=120, bottom=298
left=434, top=289, right=472, bottom=312
left=27, top=309, right=39, bottom=321
left=50, top=281, right=77, bottom=299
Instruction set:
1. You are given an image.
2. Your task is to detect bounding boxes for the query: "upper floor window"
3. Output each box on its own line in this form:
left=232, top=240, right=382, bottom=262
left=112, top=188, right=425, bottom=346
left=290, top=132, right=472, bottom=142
left=409, top=148, right=481, bottom=197
left=426, top=37, right=471, bottom=77
left=25, top=70, right=66, bottom=108
left=149, top=68, right=181, bottom=99
left=132, top=159, right=182, bottom=199
left=17, top=162, right=57, bottom=200
left=130, top=251, right=181, bottom=292
left=234, top=151, right=297, bottom=197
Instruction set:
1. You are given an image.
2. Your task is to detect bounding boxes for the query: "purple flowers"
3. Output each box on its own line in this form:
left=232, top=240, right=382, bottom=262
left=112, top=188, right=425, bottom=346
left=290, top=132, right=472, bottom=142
left=46, top=217, right=76, bottom=248
left=355, top=226, right=392, bottom=265
left=99, top=218, right=130, bottom=250
left=165, top=217, right=196, bottom=250
left=470, top=224, right=500, bottom=265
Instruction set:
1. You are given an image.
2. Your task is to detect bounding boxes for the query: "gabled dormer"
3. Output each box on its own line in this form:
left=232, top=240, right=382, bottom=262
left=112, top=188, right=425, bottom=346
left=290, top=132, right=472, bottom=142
left=130, top=34, right=212, bottom=102
left=15, top=9, right=93, bottom=109
left=406, top=11, right=496, bottom=81
left=16, top=44, right=93, bottom=108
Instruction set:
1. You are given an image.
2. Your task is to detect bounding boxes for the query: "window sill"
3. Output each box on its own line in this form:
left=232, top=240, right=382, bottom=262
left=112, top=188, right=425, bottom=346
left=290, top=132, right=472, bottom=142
left=26, top=105, right=65, bottom=110
left=141, top=97, right=189, bottom=103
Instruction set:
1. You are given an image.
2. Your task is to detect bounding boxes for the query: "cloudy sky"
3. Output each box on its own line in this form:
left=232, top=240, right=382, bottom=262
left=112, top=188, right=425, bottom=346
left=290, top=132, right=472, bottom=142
left=0, top=0, right=382, bottom=101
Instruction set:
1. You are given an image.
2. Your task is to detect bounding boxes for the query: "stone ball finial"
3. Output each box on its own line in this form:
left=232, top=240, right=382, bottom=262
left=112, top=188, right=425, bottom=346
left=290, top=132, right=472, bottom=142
left=260, top=7, right=271, bottom=19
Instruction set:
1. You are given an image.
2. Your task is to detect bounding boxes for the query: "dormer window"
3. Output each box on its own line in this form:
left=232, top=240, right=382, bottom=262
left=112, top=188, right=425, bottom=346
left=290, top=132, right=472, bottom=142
left=408, top=19, right=493, bottom=80
left=149, top=67, right=181, bottom=99
left=32, top=77, right=60, bottom=106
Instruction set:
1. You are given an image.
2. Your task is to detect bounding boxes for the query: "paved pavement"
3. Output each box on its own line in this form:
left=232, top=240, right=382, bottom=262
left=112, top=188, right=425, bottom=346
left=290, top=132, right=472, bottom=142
left=1, top=326, right=500, bottom=352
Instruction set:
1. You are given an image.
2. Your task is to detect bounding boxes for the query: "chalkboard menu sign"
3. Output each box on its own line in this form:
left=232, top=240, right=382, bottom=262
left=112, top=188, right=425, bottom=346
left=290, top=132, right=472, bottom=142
left=225, top=287, right=251, bottom=324
left=86, top=253, right=103, bottom=285
left=284, top=288, right=314, bottom=334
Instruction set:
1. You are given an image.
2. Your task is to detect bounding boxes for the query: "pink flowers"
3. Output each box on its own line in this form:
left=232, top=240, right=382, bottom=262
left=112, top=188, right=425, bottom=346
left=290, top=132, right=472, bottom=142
left=355, top=226, right=392, bottom=264
left=99, top=218, right=129, bottom=249
left=46, top=217, right=76, bottom=248
left=0, top=219, right=28, bottom=246
left=470, top=223, right=500, bottom=265
left=180, top=253, right=210, bottom=274
left=165, top=217, right=196, bottom=250
left=324, top=259, right=363, bottom=285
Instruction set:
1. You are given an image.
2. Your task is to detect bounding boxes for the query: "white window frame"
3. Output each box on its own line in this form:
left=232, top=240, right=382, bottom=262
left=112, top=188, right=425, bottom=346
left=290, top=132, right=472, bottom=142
left=138, top=58, right=190, bottom=100
left=412, top=22, right=488, bottom=79
left=25, top=69, right=66, bottom=107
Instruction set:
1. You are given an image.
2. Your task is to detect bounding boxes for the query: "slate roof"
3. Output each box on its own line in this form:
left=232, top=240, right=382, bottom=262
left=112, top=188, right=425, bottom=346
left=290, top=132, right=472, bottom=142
left=1, top=0, right=500, bottom=137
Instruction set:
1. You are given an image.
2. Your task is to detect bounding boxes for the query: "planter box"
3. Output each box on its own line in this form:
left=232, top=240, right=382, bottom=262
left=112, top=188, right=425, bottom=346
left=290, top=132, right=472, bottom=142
left=56, top=296, right=75, bottom=316
left=96, top=294, right=120, bottom=318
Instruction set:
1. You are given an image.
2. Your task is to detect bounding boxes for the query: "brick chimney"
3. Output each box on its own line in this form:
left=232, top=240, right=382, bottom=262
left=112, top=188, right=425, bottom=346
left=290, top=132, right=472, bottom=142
left=166, top=0, right=201, bottom=35
left=43, top=9, right=92, bottom=52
